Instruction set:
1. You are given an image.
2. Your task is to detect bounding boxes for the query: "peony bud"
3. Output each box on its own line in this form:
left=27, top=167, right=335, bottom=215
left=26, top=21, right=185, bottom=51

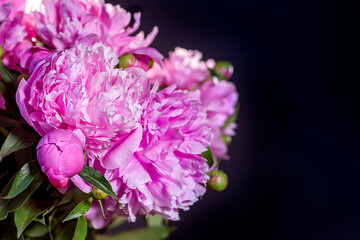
left=118, top=53, right=135, bottom=69
left=213, top=61, right=234, bottom=80
left=36, top=129, right=84, bottom=189
left=118, top=52, right=154, bottom=71
left=207, top=170, right=228, bottom=192
left=91, top=186, right=108, bottom=200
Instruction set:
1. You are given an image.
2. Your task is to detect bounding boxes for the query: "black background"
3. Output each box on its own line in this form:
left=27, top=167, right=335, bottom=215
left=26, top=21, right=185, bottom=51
left=111, top=1, right=359, bottom=239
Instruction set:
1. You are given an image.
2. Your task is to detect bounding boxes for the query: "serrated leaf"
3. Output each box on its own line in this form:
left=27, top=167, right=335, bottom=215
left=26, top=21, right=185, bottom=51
left=221, top=104, right=240, bottom=131
left=0, top=121, right=38, bottom=161
left=0, top=173, right=44, bottom=220
left=72, top=216, right=87, bottom=240
left=63, top=197, right=92, bottom=223
left=2, top=160, right=41, bottom=199
left=96, top=226, right=176, bottom=240
left=0, top=115, right=19, bottom=127
left=78, top=165, right=118, bottom=201
left=202, top=147, right=214, bottom=168
left=14, top=200, right=49, bottom=238
left=146, top=214, right=163, bottom=227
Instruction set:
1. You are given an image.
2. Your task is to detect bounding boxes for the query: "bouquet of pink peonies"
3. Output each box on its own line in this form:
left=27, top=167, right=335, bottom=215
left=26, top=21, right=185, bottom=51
left=0, top=0, right=239, bottom=239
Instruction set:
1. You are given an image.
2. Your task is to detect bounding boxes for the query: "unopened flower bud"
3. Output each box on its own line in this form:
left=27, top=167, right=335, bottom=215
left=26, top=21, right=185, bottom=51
left=118, top=52, right=154, bottom=71
left=221, top=135, right=232, bottom=146
left=118, top=53, right=136, bottom=69
left=36, top=129, right=84, bottom=189
left=207, top=170, right=228, bottom=192
left=91, top=186, right=108, bottom=200
left=214, top=61, right=234, bottom=80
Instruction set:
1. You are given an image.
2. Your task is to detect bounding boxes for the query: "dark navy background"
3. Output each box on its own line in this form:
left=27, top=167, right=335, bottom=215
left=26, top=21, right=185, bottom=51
left=111, top=1, right=359, bottom=239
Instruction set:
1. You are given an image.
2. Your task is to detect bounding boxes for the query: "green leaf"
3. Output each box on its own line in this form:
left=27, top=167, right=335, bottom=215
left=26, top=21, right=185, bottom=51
left=106, top=216, right=127, bottom=230
left=63, top=197, right=92, bottom=223
left=2, top=160, right=41, bottom=199
left=55, top=221, right=76, bottom=240
left=0, top=121, right=38, bottom=161
left=0, top=115, right=19, bottom=127
left=202, top=147, right=214, bottom=168
left=221, top=103, right=240, bottom=131
left=14, top=147, right=34, bottom=169
left=23, top=222, right=49, bottom=238
left=0, top=60, right=21, bottom=118
left=14, top=200, right=48, bottom=238
left=78, top=165, right=118, bottom=201
left=0, top=59, right=17, bottom=85
left=0, top=173, right=44, bottom=220
left=72, top=216, right=87, bottom=240
left=96, top=226, right=176, bottom=240
left=0, top=213, right=19, bottom=240
left=48, top=208, right=57, bottom=240
left=146, top=214, right=163, bottom=227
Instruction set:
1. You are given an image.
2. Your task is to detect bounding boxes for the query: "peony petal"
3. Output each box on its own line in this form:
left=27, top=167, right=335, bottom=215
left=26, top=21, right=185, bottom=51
left=101, top=127, right=143, bottom=170
left=71, top=174, right=92, bottom=193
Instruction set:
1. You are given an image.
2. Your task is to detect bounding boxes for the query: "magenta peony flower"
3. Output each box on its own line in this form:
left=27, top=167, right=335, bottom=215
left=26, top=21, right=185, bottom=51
left=147, top=47, right=212, bottom=89
left=199, top=80, right=238, bottom=129
left=35, top=0, right=158, bottom=56
left=199, top=80, right=238, bottom=159
left=16, top=36, right=150, bottom=160
left=84, top=85, right=213, bottom=227
left=37, top=129, right=84, bottom=190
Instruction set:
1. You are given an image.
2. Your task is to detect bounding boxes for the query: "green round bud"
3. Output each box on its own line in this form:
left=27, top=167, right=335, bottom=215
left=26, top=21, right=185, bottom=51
left=207, top=170, right=228, bottom=192
left=118, top=53, right=135, bottom=69
left=214, top=61, right=234, bottom=80
left=221, top=135, right=232, bottom=146
left=91, top=186, right=108, bottom=200
left=148, top=58, right=154, bottom=69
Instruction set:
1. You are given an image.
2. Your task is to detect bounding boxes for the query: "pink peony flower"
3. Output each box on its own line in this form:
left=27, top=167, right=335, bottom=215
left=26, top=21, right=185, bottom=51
left=37, top=129, right=84, bottom=191
left=147, top=47, right=211, bottom=89
left=85, top=85, right=213, bottom=227
left=148, top=46, right=238, bottom=160
left=35, top=0, right=158, bottom=56
left=199, top=80, right=238, bottom=159
left=0, top=0, right=41, bottom=72
left=16, top=36, right=150, bottom=160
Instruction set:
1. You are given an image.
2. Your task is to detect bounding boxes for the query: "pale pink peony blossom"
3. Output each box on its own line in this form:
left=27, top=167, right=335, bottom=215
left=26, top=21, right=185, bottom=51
left=85, top=85, right=213, bottom=227
left=37, top=129, right=84, bottom=192
left=35, top=0, right=158, bottom=56
left=147, top=47, right=211, bottom=89
left=16, top=36, right=150, bottom=161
